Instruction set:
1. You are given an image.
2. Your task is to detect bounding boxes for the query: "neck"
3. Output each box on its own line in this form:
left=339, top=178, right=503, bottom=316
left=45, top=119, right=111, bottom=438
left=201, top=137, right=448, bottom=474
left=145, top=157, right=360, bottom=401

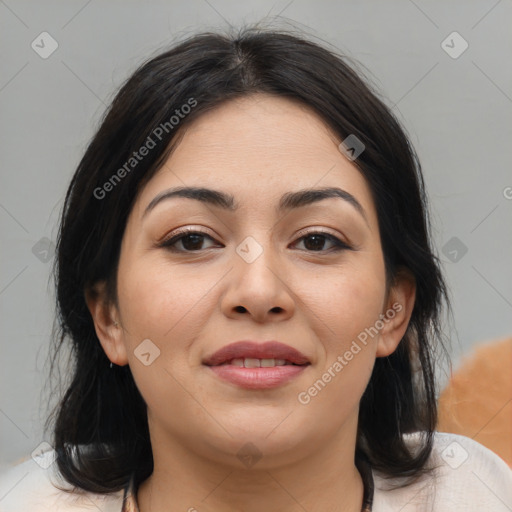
left=137, top=416, right=365, bottom=512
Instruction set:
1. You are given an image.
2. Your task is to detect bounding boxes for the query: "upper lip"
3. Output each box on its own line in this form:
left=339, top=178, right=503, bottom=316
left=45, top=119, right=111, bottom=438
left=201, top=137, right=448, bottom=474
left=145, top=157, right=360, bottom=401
left=203, top=341, right=311, bottom=366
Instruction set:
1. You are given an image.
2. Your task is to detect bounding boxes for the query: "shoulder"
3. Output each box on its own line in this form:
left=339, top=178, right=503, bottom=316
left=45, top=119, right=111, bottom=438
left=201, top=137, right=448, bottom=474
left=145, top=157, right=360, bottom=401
left=0, top=449, right=124, bottom=512
left=372, top=431, right=512, bottom=512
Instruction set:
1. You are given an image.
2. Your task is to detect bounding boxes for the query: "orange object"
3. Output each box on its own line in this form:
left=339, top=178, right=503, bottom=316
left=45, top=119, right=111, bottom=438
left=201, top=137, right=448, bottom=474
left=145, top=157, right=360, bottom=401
left=438, top=336, right=512, bottom=467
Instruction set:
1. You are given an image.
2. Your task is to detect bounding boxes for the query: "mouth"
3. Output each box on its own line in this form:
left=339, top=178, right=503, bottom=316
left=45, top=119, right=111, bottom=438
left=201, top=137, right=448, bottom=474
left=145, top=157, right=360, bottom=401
left=203, top=340, right=310, bottom=366
left=213, top=357, right=306, bottom=368
left=203, top=341, right=311, bottom=389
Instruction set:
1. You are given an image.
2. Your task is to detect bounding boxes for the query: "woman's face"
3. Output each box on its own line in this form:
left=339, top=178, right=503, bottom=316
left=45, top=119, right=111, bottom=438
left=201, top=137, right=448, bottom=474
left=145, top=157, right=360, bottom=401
left=89, top=93, right=415, bottom=469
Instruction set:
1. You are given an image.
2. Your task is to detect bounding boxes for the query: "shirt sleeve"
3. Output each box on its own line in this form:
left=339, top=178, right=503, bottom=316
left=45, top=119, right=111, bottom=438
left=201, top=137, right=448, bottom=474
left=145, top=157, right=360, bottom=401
left=429, top=432, right=512, bottom=511
left=372, top=431, right=512, bottom=512
left=0, top=450, right=124, bottom=512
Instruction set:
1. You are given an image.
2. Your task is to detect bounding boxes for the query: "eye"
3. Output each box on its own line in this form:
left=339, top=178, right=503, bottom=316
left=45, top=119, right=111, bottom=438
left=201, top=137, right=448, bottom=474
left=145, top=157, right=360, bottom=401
left=158, top=228, right=217, bottom=252
left=292, top=230, right=352, bottom=253
left=158, top=227, right=352, bottom=254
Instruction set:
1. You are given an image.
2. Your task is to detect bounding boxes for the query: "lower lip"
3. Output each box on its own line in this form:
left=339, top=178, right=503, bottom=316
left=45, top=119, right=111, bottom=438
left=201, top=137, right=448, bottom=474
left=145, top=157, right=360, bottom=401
left=206, top=364, right=308, bottom=389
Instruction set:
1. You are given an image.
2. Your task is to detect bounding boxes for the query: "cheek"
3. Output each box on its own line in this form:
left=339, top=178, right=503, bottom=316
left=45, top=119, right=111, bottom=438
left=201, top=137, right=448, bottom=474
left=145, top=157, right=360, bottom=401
left=314, top=264, right=386, bottom=343
left=300, top=274, right=381, bottom=414
left=118, top=257, right=214, bottom=338
left=117, top=259, right=209, bottom=416
left=313, top=261, right=385, bottom=407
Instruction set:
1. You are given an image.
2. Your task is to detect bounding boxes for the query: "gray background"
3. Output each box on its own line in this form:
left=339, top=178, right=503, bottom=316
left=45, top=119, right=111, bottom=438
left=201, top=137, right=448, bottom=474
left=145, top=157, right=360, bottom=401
left=1, top=0, right=511, bottom=469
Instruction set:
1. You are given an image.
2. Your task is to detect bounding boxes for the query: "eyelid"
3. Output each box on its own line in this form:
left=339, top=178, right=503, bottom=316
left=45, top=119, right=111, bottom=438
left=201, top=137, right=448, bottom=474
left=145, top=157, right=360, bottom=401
left=158, top=226, right=354, bottom=252
left=294, top=226, right=351, bottom=246
left=159, top=225, right=349, bottom=242
left=157, top=225, right=215, bottom=244
left=294, top=229, right=355, bottom=252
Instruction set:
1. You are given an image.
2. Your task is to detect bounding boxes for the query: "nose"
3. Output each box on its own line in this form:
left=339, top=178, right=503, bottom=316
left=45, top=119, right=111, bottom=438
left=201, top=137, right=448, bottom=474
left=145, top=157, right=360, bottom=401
left=220, top=237, right=295, bottom=323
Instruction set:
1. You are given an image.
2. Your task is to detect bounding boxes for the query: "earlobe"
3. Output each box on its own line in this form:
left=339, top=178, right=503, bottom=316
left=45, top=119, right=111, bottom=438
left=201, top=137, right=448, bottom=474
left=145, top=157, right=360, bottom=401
left=376, top=268, right=416, bottom=358
left=84, top=281, right=129, bottom=366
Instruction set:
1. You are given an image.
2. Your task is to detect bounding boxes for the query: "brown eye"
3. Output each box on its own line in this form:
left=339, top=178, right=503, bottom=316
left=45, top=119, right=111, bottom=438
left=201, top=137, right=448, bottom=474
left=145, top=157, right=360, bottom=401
left=293, top=231, right=352, bottom=253
left=159, top=229, right=217, bottom=252
left=159, top=228, right=352, bottom=254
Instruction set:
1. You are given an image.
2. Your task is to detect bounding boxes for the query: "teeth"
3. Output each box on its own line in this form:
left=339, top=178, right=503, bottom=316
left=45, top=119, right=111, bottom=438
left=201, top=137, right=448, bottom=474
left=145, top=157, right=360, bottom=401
left=244, top=358, right=260, bottom=368
left=224, top=358, right=291, bottom=367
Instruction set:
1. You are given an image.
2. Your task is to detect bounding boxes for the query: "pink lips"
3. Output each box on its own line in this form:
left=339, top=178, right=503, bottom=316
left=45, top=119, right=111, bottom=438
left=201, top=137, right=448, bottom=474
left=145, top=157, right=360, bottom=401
left=203, top=341, right=310, bottom=389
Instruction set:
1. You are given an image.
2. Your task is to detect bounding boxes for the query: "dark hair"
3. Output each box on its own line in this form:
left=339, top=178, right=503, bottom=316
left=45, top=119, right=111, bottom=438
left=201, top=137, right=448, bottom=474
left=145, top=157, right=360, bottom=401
left=44, top=23, right=451, bottom=494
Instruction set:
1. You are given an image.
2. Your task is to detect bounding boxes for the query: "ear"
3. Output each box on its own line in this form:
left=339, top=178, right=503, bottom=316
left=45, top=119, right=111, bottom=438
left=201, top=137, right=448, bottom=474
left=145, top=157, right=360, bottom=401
left=376, top=267, right=416, bottom=358
left=84, top=281, right=129, bottom=366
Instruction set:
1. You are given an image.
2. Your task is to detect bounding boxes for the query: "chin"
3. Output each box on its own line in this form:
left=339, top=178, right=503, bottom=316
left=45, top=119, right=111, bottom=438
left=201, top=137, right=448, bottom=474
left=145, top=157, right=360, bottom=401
left=204, top=415, right=308, bottom=457
left=202, top=433, right=308, bottom=470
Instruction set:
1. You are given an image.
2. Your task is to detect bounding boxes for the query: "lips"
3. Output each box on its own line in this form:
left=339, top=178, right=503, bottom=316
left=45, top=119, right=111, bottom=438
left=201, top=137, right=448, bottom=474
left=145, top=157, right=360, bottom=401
left=203, top=341, right=310, bottom=390
left=203, top=341, right=310, bottom=367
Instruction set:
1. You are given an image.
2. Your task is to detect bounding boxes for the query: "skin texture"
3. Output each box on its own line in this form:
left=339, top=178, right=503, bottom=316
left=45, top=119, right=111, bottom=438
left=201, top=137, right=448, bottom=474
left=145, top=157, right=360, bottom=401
left=86, top=94, right=416, bottom=512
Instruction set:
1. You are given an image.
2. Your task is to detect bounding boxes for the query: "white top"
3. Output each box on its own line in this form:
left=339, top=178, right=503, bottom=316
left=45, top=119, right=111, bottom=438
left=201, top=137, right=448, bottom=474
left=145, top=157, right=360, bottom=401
left=0, top=432, right=511, bottom=511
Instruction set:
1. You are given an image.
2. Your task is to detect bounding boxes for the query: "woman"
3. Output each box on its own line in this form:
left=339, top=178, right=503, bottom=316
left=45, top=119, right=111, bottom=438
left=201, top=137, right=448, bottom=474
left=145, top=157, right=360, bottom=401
left=1, top=25, right=511, bottom=512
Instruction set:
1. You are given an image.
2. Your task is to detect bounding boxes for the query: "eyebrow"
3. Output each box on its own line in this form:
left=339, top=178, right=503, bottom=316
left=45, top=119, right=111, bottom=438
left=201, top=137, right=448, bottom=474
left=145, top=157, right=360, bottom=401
left=142, top=186, right=369, bottom=226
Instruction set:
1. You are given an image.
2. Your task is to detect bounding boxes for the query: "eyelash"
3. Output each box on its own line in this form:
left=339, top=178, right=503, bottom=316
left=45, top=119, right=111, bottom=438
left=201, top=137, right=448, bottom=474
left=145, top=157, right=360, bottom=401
left=158, top=227, right=352, bottom=254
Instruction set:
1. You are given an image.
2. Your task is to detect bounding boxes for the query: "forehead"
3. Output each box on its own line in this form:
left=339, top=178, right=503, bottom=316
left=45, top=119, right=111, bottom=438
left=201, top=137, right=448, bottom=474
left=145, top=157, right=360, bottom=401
left=174, top=93, right=342, bottom=157
left=132, top=94, right=377, bottom=227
